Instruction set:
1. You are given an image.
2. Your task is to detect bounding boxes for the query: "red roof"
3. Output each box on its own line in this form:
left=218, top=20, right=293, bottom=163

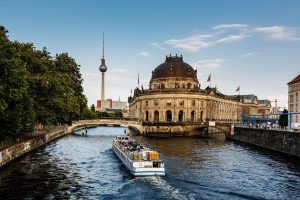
left=288, top=74, right=300, bottom=85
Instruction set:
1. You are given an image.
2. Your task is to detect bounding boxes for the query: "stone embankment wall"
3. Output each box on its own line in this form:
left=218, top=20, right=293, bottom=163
left=0, top=128, right=68, bottom=168
left=228, top=127, right=300, bottom=157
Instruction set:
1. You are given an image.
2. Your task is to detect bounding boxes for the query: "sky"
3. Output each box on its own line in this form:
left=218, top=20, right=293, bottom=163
left=1, top=0, right=300, bottom=108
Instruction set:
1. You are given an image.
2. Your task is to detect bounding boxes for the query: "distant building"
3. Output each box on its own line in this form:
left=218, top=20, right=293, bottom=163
left=288, top=74, right=300, bottom=126
left=239, top=95, right=259, bottom=116
left=258, top=100, right=271, bottom=115
left=235, top=95, right=271, bottom=118
left=96, top=99, right=127, bottom=111
left=270, top=99, right=280, bottom=120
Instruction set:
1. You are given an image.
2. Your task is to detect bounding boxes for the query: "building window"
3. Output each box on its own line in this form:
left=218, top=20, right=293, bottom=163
left=179, top=101, right=184, bottom=106
left=191, top=111, right=196, bottom=122
left=166, top=101, right=172, bottom=106
left=192, top=100, right=196, bottom=106
left=145, top=111, right=149, bottom=121
left=290, top=95, right=294, bottom=103
left=296, top=93, right=298, bottom=102
left=166, top=110, right=172, bottom=121
left=145, top=101, right=149, bottom=106
left=154, top=100, right=159, bottom=106
left=154, top=110, right=159, bottom=122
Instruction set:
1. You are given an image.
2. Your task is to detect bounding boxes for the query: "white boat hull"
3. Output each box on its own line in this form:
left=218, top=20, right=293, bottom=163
left=113, top=140, right=165, bottom=177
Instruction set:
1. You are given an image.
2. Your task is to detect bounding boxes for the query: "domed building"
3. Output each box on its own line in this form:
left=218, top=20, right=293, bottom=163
left=128, top=55, right=242, bottom=127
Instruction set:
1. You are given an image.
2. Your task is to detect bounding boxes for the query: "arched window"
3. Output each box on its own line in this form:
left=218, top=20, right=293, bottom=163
left=154, top=110, right=159, bottom=122
left=145, top=111, right=149, bottom=121
left=166, top=110, right=172, bottom=122
left=178, top=110, right=184, bottom=122
left=191, top=111, right=196, bottom=122
left=200, top=111, right=203, bottom=122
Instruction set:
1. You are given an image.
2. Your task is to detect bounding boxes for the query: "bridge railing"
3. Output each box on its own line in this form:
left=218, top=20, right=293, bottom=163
left=235, top=124, right=300, bottom=132
left=72, top=119, right=141, bottom=126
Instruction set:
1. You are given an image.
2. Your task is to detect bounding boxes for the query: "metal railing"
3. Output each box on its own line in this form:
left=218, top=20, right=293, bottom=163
left=235, top=124, right=300, bottom=132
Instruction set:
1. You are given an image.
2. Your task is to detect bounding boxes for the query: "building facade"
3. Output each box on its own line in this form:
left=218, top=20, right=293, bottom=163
left=128, top=55, right=242, bottom=123
left=96, top=99, right=127, bottom=111
left=288, top=74, right=300, bottom=125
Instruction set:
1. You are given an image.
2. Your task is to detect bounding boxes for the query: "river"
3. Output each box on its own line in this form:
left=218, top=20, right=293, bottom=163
left=0, top=126, right=299, bottom=199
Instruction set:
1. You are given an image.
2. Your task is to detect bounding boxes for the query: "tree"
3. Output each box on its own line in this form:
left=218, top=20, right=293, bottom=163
left=53, top=53, right=87, bottom=125
left=0, top=25, right=88, bottom=138
left=90, top=104, right=96, bottom=112
left=279, top=109, right=288, bottom=127
left=0, top=26, right=35, bottom=137
left=81, top=106, right=97, bottom=119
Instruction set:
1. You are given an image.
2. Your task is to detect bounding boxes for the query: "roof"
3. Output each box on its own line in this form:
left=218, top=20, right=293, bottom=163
left=239, top=94, right=258, bottom=103
left=258, top=99, right=271, bottom=107
left=205, top=87, right=224, bottom=96
left=288, top=74, right=300, bottom=85
left=151, top=55, right=198, bottom=80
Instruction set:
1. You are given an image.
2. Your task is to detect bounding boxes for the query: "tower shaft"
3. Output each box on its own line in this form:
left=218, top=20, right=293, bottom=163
left=101, top=72, right=105, bottom=107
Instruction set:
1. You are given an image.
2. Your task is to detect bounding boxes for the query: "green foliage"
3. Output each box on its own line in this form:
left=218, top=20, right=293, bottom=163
left=0, top=26, right=87, bottom=138
left=90, top=104, right=96, bottom=112
left=81, top=106, right=97, bottom=120
left=279, top=109, right=288, bottom=127
left=96, top=111, right=123, bottom=119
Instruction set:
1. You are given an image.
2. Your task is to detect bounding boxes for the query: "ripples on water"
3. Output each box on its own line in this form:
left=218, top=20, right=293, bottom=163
left=0, top=126, right=299, bottom=199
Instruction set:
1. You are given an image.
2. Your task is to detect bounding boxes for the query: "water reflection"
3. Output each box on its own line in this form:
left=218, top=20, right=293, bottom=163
left=0, top=126, right=299, bottom=199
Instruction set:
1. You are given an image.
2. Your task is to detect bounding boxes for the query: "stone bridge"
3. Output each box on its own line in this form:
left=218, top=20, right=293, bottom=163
left=69, top=119, right=233, bottom=139
left=68, top=119, right=143, bottom=133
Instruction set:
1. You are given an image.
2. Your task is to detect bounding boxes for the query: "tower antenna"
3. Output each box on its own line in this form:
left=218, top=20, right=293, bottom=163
left=102, top=32, right=105, bottom=59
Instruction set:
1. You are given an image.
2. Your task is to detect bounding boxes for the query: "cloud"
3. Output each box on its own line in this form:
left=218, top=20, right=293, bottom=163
left=215, top=34, right=248, bottom=43
left=254, top=26, right=299, bottom=41
left=213, top=24, right=248, bottom=30
left=164, top=24, right=299, bottom=53
left=192, top=59, right=227, bottom=70
left=164, top=34, right=212, bottom=52
left=139, top=51, right=151, bottom=57
left=150, top=43, right=166, bottom=51
left=241, top=52, right=259, bottom=58
left=111, top=68, right=127, bottom=73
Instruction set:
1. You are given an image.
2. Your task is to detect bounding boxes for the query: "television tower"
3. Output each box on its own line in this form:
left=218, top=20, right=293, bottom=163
left=99, top=32, right=107, bottom=109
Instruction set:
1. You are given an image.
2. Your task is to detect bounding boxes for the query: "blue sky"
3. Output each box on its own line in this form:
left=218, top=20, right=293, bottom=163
left=1, top=0, right=300, bottom=108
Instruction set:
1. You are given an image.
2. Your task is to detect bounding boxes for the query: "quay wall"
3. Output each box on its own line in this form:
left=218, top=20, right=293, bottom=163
left=228, top=127, right=300, bottom=157
left=0, top=128, right=68, bottom=168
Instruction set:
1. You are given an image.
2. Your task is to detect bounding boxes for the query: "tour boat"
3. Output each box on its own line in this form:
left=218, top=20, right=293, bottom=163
left=112, top=135, right=165, bottom=176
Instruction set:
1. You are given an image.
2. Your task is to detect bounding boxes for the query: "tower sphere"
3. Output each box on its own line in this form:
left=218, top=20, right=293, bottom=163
left=99, top=58, right=107, bottom=72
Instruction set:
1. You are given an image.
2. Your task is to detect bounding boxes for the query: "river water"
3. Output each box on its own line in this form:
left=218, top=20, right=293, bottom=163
left=0, top=126, right=299, bottom=200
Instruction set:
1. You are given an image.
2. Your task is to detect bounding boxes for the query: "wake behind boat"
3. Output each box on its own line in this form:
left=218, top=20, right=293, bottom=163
left=112, top=136, right=165, bottom=176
